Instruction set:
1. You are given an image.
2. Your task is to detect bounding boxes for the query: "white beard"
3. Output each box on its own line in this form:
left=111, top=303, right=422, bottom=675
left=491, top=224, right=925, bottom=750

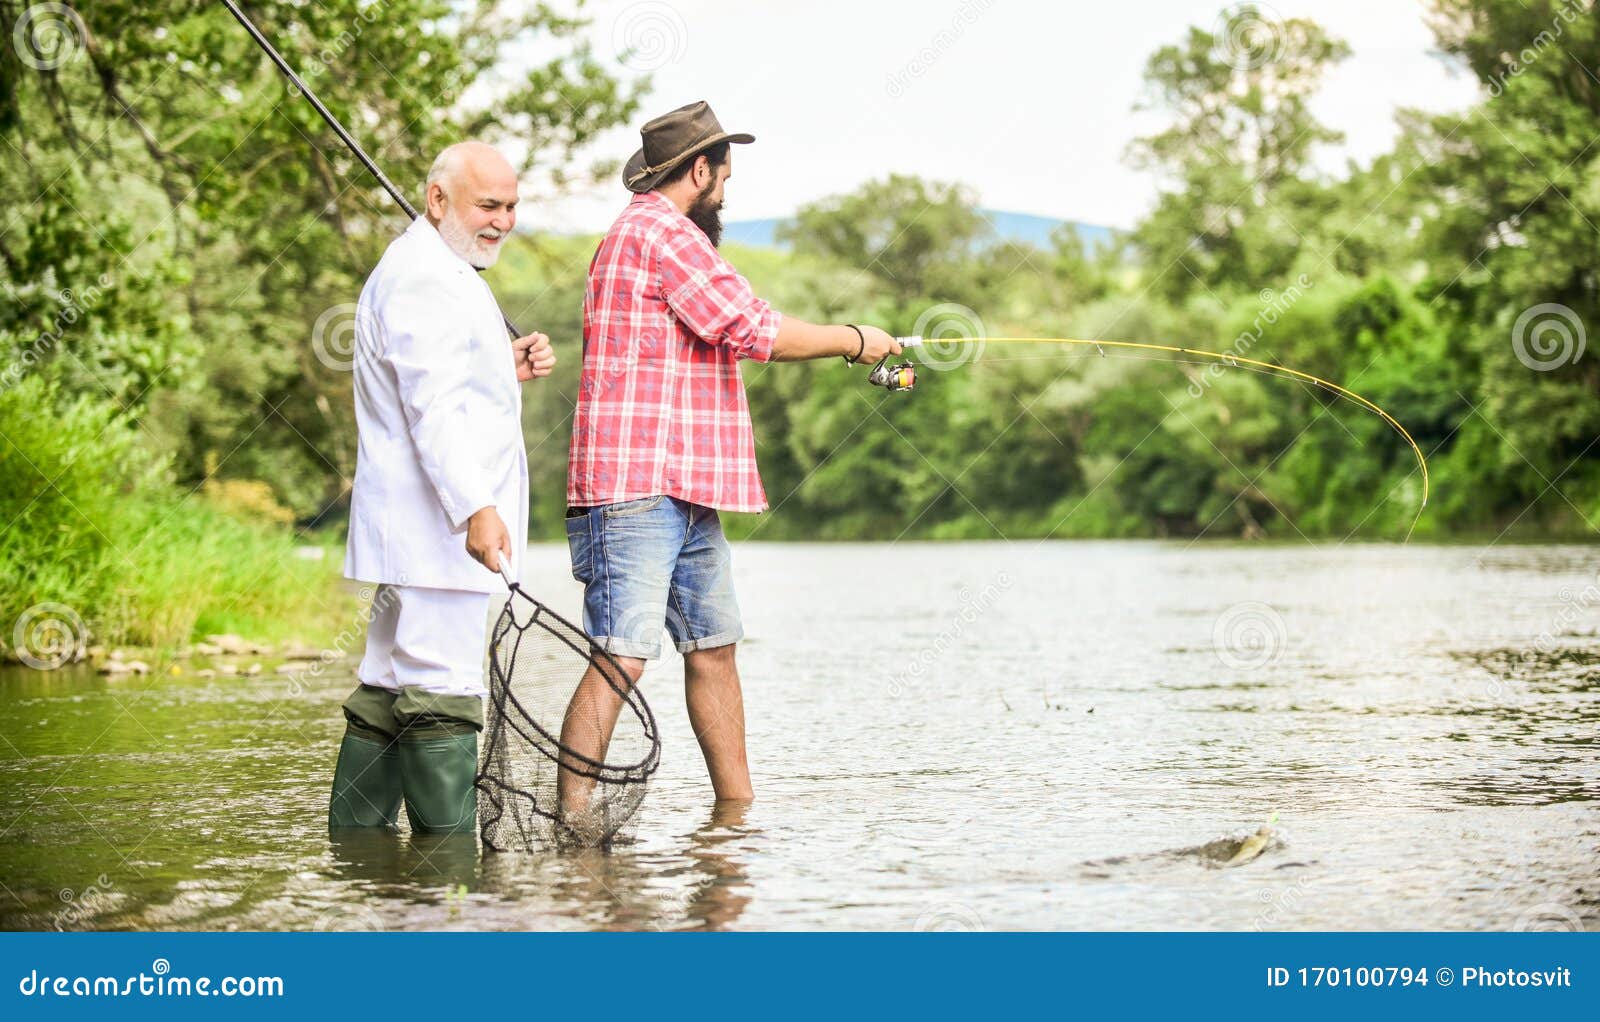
left=437, top=208, right=504, bottom=269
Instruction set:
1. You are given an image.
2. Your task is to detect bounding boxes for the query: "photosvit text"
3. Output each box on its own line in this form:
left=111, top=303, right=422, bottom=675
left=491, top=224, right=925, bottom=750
left=1266, top=965, right=1573, bottom=989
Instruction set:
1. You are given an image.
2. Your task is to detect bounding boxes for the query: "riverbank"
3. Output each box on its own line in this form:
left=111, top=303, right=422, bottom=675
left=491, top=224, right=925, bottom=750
left=0, top=379, right=359, bottom=667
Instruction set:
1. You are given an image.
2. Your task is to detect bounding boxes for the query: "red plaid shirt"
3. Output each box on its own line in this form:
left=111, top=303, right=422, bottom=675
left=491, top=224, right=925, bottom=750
left=568, top=190, right=781, bottom=513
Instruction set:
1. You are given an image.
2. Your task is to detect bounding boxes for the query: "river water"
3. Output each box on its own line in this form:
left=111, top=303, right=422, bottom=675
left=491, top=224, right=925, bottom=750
left=2, top=542, right=1596, bottom=931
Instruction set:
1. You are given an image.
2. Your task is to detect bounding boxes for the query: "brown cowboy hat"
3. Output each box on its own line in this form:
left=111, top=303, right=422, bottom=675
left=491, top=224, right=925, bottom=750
left=622, top=100, right=754, bottom=193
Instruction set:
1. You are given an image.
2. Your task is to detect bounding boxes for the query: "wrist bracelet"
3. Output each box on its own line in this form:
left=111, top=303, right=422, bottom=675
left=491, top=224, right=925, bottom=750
left=843, top=324, right=866, bottom=365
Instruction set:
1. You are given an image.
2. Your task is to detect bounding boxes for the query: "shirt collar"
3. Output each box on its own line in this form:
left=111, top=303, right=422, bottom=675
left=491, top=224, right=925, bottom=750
left=405, top=216, right=473, bottom=275
left=634, top=190, right=686, bottom=219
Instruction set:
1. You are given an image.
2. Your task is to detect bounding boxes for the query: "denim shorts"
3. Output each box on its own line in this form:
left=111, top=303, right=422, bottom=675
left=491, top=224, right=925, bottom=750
left=565, top=495, right=743, bottom=660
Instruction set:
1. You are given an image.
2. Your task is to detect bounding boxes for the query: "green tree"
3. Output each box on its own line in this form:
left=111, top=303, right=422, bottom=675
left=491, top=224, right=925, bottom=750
left=1412, top=0, right=1600, bottom=528
left=1, top=0, right=642, bottom=515
left=1129, top=5, right=1350, bottom=301
left=779, top=174, right=992, bottom=307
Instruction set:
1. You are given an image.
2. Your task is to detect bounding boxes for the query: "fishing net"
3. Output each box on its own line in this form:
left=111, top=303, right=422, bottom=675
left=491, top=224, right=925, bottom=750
left=477, top=583, right=661, bottom=851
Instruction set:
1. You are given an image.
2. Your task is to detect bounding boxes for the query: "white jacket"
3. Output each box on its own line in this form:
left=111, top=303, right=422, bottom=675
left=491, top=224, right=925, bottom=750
left=343, top=217, right=528, bottom=593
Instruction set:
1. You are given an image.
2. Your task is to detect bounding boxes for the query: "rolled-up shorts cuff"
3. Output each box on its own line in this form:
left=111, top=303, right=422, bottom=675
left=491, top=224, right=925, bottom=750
left=592, top=635, right=662, bottom=661
left=676, top=627, right=742, bottom=653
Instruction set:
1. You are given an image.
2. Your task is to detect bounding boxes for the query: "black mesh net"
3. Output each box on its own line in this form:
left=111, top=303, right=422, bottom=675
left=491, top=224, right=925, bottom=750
left=477, top=585, right=661, bottom=851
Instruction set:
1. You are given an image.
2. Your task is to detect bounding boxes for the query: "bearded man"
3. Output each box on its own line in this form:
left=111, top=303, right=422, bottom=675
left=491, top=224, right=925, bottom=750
left=559, top=102, right=901, bottom=811
left=330, top=141, right=555, bottom=833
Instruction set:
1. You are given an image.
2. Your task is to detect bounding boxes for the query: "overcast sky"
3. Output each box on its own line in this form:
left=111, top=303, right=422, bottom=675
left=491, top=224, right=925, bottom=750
left=516, top=0, right=1481, bottom=233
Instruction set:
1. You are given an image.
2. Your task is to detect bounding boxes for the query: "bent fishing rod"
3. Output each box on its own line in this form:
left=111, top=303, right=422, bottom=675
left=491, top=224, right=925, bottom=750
left=879, top=334, right=1429, bottom=537
left=222, top=0, right=1426, bottom=536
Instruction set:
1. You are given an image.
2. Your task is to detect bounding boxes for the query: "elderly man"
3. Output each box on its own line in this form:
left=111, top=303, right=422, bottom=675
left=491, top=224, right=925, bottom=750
left=330, top=141, right=555, bottom=834
left=559, top=101, right=900, bottom=811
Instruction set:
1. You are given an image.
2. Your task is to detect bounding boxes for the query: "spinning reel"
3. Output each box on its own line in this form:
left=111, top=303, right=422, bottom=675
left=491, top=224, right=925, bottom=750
left=865, top=335, right=921, bottom=393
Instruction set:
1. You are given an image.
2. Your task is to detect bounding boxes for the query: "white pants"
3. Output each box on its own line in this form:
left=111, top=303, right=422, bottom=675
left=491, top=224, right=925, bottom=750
left=357, top=585, right=497, bottom=697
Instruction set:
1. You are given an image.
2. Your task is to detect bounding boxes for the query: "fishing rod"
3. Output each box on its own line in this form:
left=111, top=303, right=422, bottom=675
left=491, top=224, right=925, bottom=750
left=221, top=1, right=1425, bottom=534
left=867, top=335, right=1429, bottom=538
left=219, top=0, right=521, bottom=338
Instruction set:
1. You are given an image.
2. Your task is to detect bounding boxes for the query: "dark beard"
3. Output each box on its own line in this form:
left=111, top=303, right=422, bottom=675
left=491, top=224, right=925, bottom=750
left=686, top=180, right=723, bottom=248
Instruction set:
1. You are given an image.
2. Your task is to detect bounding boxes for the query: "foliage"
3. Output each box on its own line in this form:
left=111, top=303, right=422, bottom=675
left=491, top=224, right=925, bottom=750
left=3, top=0, right=1597, bottom=661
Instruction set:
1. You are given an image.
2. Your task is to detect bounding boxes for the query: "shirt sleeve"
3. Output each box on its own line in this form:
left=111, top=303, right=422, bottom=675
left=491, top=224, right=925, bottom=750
left=375, top=274, right=498, bottom=529
left=657, top=223, right=780, bottom=362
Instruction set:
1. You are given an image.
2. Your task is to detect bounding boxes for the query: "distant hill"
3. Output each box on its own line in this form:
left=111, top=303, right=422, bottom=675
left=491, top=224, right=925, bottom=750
left=723, top=208, right=1115, bottom=251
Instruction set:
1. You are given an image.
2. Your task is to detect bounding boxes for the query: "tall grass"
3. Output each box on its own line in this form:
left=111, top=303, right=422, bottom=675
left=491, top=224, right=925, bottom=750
left=0, top=378, right=353, bottom=656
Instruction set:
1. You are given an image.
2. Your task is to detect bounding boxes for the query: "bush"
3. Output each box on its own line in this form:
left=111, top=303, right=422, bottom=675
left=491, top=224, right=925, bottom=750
left=0, top=378, right=352, bottom=657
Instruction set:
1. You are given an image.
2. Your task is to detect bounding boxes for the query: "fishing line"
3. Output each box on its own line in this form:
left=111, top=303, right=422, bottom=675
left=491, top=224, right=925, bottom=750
left=887, top=335, right=1430, bottom=539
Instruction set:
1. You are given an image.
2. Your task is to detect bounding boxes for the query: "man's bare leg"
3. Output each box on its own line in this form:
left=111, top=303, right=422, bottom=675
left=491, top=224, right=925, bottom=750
left=557, top=654, right=644, bottom=815
left=683, top=643, right=753, bottom=801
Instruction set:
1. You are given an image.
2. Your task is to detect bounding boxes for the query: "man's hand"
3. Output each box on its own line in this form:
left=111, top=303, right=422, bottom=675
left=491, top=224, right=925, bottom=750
left=512, top=332, right=556, bottom=381
left=465, top=505, right=511, bottom=572
left=853, top=325, right=901, bottom=364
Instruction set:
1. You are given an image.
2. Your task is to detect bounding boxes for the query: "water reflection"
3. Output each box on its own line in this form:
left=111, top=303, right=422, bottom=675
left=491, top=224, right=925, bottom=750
left=2, top=542, right=1597, bottom=930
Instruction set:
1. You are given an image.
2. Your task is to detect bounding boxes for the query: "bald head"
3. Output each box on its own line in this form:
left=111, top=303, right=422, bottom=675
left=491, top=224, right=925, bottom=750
left=424, top=141, right=518, bottom=268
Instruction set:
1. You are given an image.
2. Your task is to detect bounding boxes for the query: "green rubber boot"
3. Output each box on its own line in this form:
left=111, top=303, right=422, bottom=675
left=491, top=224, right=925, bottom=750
left=329, top=728, right=403, bottom=828
left=329, top=685, right=403, bottom=829
left=398, top=730, right=478, bottom=834
left=395, top=689, right=483, bottom=836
